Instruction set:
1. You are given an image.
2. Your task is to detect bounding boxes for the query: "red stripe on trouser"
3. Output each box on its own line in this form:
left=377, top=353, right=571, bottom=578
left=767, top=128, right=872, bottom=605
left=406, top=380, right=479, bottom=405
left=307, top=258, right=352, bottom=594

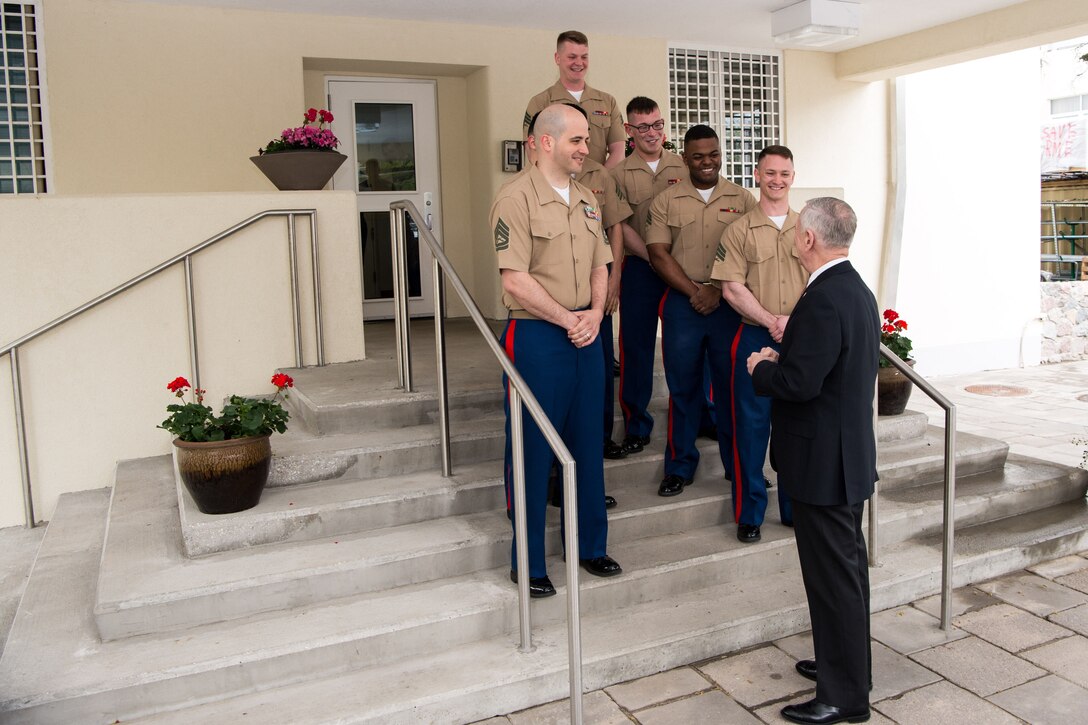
left=503, top=321, right=517, bottom=511
left=728, top=324, right=744, bottom=522
left=617, top=261, right=629, bottom=424
left=658, top=290, right=677, bottom=464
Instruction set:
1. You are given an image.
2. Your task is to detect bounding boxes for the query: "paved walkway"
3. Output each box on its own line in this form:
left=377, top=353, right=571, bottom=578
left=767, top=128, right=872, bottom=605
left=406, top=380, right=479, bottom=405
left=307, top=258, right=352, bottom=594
left=480, top=361, right=1088, bottom=725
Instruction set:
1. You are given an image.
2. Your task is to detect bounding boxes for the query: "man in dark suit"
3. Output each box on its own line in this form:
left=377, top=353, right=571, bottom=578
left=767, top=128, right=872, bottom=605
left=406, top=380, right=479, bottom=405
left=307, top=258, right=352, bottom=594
left=747, top=197, right=878, bottom=725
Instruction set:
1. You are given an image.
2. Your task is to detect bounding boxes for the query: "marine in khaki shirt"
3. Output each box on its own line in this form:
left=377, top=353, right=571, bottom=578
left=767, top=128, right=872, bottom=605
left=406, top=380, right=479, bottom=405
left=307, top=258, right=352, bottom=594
left=492, top=163, right=612, bottom=317
left=523, top=32, right=625, bottom=168
left=711, top=206, right=807, bottom=326
left=645, top=176, right=756, bottom=284
left=612, top=149, right=687, bottom=254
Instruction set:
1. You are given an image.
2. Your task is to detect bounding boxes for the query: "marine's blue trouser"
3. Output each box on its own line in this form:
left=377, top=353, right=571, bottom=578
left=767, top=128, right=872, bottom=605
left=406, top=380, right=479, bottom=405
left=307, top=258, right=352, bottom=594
left=618, top=256, right=667, bottom=439
left=501, top=318, right=609, bottom=578
left=729, top=323, right=793, bottom=526
left=659, top=289, right=739, bottom=480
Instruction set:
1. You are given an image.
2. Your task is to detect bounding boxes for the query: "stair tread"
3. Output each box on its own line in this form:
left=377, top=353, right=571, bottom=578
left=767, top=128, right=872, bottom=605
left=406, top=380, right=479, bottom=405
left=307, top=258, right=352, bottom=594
left=132, top=501, right=1088, bottom=725
left=879, top=454, right=1081, bottom=507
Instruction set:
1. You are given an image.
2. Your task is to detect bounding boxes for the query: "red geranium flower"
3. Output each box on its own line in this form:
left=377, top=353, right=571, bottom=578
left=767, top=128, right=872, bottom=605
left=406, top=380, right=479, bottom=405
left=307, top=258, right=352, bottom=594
left=895, top=320, right=907, bottom=330
left=167, top=376, right=190, bottom=393
left=271, top=373, right=294, bottom=389
left=882, top=309, right=898, bottom=323
left=304, top=107, right=318, bottom=122
left=319, top=109, right=334, bottom=123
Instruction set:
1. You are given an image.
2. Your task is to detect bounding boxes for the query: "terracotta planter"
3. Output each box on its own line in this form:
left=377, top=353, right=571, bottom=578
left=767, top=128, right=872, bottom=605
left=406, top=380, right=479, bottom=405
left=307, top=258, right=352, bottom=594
left=877, top=359, right=915, bottom=416
left=250, top=151, right=347, bottom=191
left=173, top=434, right=271, bottom=514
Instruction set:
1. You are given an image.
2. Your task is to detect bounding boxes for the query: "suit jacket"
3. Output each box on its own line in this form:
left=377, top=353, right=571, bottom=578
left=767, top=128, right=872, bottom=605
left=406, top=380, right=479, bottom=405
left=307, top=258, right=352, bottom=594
left=751, top=261, right=879, bottom=506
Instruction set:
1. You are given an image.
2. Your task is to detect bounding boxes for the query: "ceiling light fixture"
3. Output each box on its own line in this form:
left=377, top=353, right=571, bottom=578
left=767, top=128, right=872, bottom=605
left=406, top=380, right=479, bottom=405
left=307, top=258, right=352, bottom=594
left=771, top=0, right=860, bottom=48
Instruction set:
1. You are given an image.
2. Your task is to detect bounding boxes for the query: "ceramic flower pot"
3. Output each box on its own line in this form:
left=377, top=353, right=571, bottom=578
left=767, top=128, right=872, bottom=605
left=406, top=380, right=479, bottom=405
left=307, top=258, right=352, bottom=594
left=173, top=434, right=271, bottom=514
left=250, top=151, right=347, bottom=191
left=877, top=359, right=915, bottom=416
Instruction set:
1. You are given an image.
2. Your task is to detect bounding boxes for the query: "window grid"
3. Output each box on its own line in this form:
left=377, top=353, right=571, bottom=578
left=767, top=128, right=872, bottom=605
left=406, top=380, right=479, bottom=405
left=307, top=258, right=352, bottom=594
left=668, top=48, right=781, bottom=188
left=1050, top=94, right=1088, bottom=117
left=1, top=2, right=46, bottom=194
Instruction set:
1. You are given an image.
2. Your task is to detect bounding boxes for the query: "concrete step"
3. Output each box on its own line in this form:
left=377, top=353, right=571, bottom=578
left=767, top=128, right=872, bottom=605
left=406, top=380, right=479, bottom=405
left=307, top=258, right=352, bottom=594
left=179, top=427, right=724, bottom=556
left=876, top=453, right=1087, bottom=546
left=130, top=499, right=1088, bottom=725
left=876, top=425, right=1009, bottom=490
left=96, top=445, right=732, bottom=640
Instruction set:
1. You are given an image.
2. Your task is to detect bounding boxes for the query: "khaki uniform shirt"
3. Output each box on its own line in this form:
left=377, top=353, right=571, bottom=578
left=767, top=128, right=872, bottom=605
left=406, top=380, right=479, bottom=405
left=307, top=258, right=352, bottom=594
left=523, top=82, right=625, bottom=166
left=491, top=164, right=613, bottom=314
left=575, top=158, right=632, bottom=229
left=610, top=151, right=688, bottom=238
left=645, top=178, right=756, bottom=283
left=711, top=207, right=808, bottom=326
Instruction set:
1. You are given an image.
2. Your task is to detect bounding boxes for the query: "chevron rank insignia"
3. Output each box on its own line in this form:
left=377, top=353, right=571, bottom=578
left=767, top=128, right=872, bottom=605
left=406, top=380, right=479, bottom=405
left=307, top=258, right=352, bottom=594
left=523, top=111, right=532, bottom=127
left=714, top=242, right=727, bottom=262
left=494, top=218, right=510, bottom=251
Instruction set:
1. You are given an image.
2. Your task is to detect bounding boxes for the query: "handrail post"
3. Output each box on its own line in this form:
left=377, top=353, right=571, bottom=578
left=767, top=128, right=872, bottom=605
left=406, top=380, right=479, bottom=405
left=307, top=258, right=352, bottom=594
left=509, top=387, right=533, bottom=652
left=10, top=348, right=35, bottom=528
left=433, top=257, right=452, bottom=477
left=310, top=212, right=326, bottom=367
left=941, top=405, right=957, bottom=631
left=389, top=211, right=405, bottom=388
left=183, top=256, right=201, bottom=392
left=563, top=461, right=584, bottom=725
left=398, top=214, right=413, bottom=391
left=288, top=213, right=304, bottom=368
left=878, top=344, right=957, bottom=631
left=868, top=375, right=879, bottom=567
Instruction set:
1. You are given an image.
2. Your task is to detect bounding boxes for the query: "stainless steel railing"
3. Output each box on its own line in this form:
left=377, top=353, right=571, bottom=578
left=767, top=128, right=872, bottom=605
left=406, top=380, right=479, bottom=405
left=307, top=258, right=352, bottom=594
left=2, top=209, right=325, bottom=529
left=388, top=200, right=586, bottom=724
left=875, top=345, right=957, bottom=630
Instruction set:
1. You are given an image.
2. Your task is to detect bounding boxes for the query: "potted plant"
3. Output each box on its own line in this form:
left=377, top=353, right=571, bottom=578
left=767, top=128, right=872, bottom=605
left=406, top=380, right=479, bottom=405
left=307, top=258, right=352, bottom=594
left=250, top=107, right=347, bottom=190
left=160, top=373, right=293, bottom=514
left=878, top=308, right=914, bottom=416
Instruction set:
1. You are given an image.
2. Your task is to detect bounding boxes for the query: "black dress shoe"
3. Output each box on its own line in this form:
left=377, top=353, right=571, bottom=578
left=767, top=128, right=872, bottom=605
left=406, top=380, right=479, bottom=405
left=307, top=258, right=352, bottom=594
left=509, top=569, right=556, bottom=598
left=781, top=699, right=869, bottom=724
left=620, top=434, right=650, bottom=455
left=794, top=660, right=872, bottom=690
left=764, top=475, right=774, bottom=488
left=613, top=357, right=621, bottom=377
left=604, top=495, right=617, bottom=509
left=580, top=555, right=622, bottom=577
left=658, top=474, right=692, bottom=497
left=603, top=439, right=628, bottom=460
left=737, top=523, right=761, bottom=543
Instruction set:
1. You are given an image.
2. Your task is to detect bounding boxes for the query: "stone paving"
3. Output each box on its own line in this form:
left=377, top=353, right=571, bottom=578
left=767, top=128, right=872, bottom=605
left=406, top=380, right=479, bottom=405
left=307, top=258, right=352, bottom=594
left=482, top=361, right=1088, bottom=724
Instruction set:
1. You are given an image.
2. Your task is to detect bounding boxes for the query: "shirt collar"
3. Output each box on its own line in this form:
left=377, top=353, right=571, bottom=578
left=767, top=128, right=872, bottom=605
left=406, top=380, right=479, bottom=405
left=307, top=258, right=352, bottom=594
left=806, top=257, right=849, bottom=287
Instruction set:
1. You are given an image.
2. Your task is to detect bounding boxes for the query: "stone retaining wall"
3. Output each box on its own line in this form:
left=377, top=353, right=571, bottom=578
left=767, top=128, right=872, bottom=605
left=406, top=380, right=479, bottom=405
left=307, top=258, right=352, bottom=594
left=1041, top=281, right=1088, bottom=362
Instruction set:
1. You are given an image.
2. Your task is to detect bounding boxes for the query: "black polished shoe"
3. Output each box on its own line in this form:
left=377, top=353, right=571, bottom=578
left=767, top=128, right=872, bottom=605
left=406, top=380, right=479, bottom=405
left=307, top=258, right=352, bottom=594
left=658, top=474, right=693, bottom=497
left=794, top=660, right=871, bottom=690
left=764, top=475, right=774, bottom=488
left=509, top=569, right=556, bottom=598
left=737, top=524, right=761, bottom=543
left=781, top=699, right=869, bottom=724
left=621, top=434, right=650, bottom=455
left=613, top=357, right=621, bottom=377
left=603, top=439, right=628, bottom=460
left=605, top=495, right=617, bottom=509
left=580, top=555, right=622, bottom=577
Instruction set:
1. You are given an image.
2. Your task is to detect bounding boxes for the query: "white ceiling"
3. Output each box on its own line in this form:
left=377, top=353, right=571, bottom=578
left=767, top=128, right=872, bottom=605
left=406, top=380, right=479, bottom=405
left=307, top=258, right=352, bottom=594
left=144, top=0, right=1030, bottom=51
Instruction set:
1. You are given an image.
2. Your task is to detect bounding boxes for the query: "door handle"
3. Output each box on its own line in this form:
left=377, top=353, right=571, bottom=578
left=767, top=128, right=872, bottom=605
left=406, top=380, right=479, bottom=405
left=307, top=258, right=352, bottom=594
left=424, top=191, right=433, bottom=231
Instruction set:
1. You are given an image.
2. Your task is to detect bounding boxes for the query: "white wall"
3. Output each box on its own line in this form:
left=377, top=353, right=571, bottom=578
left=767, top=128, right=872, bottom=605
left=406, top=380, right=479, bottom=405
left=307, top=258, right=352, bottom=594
left=898, top=49, right=1042, bottom=376
left=0, top=192, right=365, bottom=528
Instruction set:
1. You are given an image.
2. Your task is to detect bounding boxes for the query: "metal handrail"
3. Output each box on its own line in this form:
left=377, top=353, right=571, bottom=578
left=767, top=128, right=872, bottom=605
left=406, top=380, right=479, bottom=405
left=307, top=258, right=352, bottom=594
left=388, top=200, right=585, bottom=724
left=876, top=345, right=957, bottom=630
left=2, top=209, right=325, bottom=529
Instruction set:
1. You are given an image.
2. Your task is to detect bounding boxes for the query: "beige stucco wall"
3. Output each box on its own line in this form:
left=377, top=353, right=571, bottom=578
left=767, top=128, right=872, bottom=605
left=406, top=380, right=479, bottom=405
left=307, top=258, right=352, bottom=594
left=782, top=50, right=889, bottom=292
left=0, top=192, right=364, bottom=528
left=40, top=0, right=669, bottom=320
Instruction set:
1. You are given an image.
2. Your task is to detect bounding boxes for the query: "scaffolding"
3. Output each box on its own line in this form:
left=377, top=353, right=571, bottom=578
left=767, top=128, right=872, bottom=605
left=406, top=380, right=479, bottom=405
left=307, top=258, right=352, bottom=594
left=1041, top=200, right=1088, bottom=280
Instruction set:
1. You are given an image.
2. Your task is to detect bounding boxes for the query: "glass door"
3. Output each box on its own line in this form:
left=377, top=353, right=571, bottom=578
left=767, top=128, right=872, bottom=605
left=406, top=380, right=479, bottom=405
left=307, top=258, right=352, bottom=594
left=328, top=79, right=441, bottom=319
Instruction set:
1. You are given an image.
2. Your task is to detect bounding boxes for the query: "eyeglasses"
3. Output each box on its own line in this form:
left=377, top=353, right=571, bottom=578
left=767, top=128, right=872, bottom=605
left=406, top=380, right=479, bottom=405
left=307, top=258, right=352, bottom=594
left=627, top=120, right=665, bottom=133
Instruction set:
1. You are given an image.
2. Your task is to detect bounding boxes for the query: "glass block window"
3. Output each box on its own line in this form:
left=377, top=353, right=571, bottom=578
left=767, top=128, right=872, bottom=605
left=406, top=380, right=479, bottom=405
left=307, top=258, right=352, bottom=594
left=668, top=48, right=781, bottom=188
left=1, top=2, right=46, bottom=194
